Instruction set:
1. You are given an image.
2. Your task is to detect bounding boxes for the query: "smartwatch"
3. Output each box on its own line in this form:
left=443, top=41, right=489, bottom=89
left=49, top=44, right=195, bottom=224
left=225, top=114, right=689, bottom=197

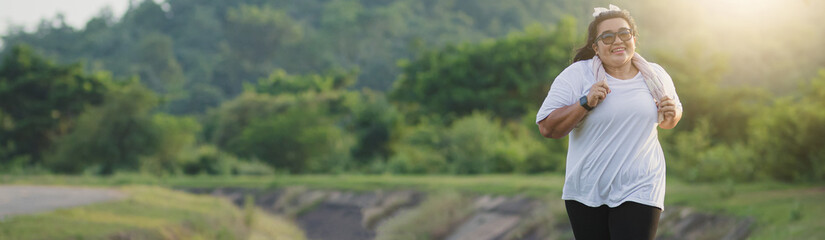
left=579, top=95, right=593, bottom=111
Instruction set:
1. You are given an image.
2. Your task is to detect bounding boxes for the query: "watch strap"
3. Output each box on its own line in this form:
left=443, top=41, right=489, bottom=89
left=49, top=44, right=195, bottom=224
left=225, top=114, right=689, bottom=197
left=579, top=95, right=593, bottom=111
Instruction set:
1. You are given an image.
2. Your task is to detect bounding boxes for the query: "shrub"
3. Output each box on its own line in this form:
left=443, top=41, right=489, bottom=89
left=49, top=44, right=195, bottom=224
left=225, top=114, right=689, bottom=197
left=375, top=191, right=473, bottom=240
left=139, top=114, right=202, bottom=176
left=504, top=121, right=565, bottom=174
left=387, top=117, right=448, bottom=174
left=229, top=105, right=354, bottom=173
left=182, top=145, right=241, bottom=176
left=664, top=118, right=757, bottom=182
left=444, top=112, right=509, bottom=174
left=748, top=98, right=825, bottom=182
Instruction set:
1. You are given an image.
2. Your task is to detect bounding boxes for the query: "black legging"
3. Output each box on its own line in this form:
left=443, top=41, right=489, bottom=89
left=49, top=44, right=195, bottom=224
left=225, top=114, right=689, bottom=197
left=565, top=200, right=661, bottom=240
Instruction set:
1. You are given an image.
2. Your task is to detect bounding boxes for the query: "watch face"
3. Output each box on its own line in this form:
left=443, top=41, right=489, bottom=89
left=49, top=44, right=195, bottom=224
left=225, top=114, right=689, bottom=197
left=580, top=95, right=591, bottom=110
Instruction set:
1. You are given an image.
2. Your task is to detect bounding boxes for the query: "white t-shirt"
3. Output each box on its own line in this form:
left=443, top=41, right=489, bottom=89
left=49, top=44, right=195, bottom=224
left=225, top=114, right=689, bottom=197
left=535, top=59, right=681, bottom=210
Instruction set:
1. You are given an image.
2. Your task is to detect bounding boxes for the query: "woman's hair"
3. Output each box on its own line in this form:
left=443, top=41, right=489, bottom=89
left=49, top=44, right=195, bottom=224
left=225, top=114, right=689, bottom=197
left=572, top=10, right=638, bottom=62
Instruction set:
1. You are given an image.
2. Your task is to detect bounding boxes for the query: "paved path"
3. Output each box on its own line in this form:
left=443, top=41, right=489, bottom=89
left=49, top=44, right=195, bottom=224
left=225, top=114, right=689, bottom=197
left=0, top=185, right=125, bottom=219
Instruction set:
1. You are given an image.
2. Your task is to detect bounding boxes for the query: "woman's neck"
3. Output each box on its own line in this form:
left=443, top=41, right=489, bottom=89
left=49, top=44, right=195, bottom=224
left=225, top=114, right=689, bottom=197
left=604, top=61, right=638, bottom=80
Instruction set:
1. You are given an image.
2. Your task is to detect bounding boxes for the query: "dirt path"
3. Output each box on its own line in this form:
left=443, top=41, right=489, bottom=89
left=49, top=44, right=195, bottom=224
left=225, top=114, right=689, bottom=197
left=0, top=185, right=125, bottom=219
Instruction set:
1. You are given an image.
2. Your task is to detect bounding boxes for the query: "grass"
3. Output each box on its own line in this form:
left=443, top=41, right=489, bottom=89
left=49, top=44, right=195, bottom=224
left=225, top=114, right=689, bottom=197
left=2, top=173, right=823, bottom=239
left=0, top=185, right=306, bottom=240
left=1, top=173, right=566, bottom=197
left=375, top=191, right=474, bottom=240
left=248, top=207, right=306, bottom=240
left=666, top=180, right=825, bottom=240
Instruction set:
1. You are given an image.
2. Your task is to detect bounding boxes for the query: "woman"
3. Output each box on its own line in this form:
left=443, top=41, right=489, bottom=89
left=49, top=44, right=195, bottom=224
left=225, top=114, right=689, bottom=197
left=535, top=4, right=682, bottom=240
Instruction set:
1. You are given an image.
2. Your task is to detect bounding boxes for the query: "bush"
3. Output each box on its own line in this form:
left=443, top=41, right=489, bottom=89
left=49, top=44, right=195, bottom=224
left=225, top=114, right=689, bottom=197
left=183, top=145, right=238, bottom=176
left=347, top=89, right=401, bottom=168
left=749, top=96, right=825, bottom=182
left=445, top=112, right=509, bottom=174
left=390, top=20, right=579, bottom=121
left=387, top=117, right=448, bottom=174
left=387, top=145, right=447, bottom=174
left=664, top=118, right=757, bottom=182
left=232, top=158, right=276, bottom=176
left=204, top=91, right=297, bottom=149
left=505, top=117, right=566, bottom=174
left=182, top=144, right=276, bottom=176
left=229, top=105, right=354, bottom=173
left=46, top=81, right=160, bottom=175
left=139, top=114, right=202, bottom=176
left=375, top=191, right=473, bottom=239
left=388, top=112, right=566, bottom=174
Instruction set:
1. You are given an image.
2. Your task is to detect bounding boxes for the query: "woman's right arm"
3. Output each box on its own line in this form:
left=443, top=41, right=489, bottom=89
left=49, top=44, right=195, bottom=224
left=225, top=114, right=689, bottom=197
left=538, top=80, right=609, bottom=139
left=537, top=104, right=589, bottom=139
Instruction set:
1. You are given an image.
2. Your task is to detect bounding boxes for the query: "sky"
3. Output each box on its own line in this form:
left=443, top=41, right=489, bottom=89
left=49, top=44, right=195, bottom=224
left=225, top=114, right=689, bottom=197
left=0, top=0, right=132, bottom=35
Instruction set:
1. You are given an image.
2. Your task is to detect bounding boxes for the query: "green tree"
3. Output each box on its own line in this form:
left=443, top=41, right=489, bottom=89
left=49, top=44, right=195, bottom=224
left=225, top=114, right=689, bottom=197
left=206, top=69, right=362, bottom=173
left=229, top=105, right=354, bottom=173
left=444, top=112, right=510, bottom=174
left=653, top=44, right=768, bottom=143
left=122, top=0, right=170, bottom=34
left=346, top=89, right=401, bottom=166
left=139, top=114, right=202, bottom=175
left=0, top=45, right=108, bottom=165
left=387, top=116, right=449, bottom=174
left=748, top=69, right=825, bottom=182
left=390, top=19, right=579, bottom=121
left=224, top=4, right=303, bottom=62
left=135, top=32, right=185, bottom=93
left=47, top=80, right=160, bottom=175
left=254, top=68, right=357, bottom=96
left=205, top=70, right=356, bottom=150
left=165, top=83, right=226, bottom=114
left=205, top=91, right=294, bottom=149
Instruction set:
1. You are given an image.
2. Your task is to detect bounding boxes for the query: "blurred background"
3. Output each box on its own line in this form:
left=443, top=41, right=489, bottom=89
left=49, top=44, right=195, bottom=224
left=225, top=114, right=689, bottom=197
left=0, top=0, right=823, bottom=239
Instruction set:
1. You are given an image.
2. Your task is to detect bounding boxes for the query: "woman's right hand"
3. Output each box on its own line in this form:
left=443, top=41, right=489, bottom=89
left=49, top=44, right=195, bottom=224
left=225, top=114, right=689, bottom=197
left=587, top=79, right=611, bottom=108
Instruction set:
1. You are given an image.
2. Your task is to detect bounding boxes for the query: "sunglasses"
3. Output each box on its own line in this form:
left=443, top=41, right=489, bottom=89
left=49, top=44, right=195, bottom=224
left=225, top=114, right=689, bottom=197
left=594, top=29, right=634, bottom=45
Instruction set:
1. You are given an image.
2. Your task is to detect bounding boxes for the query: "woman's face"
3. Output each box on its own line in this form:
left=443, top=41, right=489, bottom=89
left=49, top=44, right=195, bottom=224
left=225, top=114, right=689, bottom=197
left=592, top=18, right=636, bottom=68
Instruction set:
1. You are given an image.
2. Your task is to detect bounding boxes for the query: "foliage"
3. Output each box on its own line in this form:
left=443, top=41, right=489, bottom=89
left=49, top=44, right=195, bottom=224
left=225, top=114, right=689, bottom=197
left=254, top=68, right=357, bottom=96
left=138, top=114, right=201, bottom=176
left=204, top=91, right=291, bottom=149
left=0, top=45, right=108, bottom=165
left=391, top=19, right=579, bottom=121
left=345, top=89, right=401, bottom=167
left=1, top=0, right=597, bottom=115
left=224, top=4, right=303, bottom=62
left=653, top=44, right=768, bottom=143
left=229, top=104, right=355, bottom=173
left=135, top=32, right=185, bottom=93
left=444, top=112, right=510, bottom=174
left=665, top=119, right=757, bottom=182
left=748, top=70, right=825, bottom=182
left=509, top=114, right=567, bottom=174
left=1, top=1, right=824, bottom=183
left=183, top=145, right=230, bottom=175
left=206, top=69, right=361, bottom=173
left=388, top=112, right=564, bottom=174
left=181, top=145, right=269, bottom=176
left=46, top=80, right=160, bottom=175
left=387, top=117, right=449, bottom=174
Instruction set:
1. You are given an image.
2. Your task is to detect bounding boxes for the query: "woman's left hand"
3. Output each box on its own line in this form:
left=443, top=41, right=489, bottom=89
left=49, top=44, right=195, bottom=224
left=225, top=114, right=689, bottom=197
left=657, top=96, right=678, bottom=121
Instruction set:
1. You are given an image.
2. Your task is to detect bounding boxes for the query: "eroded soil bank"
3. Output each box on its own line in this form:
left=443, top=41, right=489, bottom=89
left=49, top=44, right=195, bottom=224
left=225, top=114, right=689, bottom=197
left=184, top=187, right=753, bottom=240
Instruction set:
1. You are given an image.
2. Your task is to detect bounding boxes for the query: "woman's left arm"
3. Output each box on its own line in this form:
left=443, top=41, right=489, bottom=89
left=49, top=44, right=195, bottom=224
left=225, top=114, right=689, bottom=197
left=657, top=96, right=681, bottom=129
